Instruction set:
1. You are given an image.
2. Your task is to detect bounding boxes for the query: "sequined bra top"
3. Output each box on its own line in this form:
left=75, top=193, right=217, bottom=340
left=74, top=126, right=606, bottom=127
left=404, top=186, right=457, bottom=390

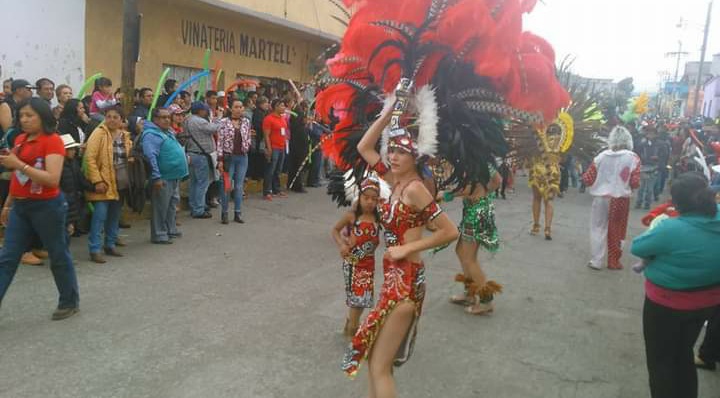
left=372, top=162, right=443, bottom=247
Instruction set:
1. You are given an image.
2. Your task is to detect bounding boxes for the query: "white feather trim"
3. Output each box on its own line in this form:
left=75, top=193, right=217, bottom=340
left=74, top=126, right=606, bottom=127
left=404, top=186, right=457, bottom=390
left=378, top=177, right=392, bottom=201
left=415, top=85, right=439, bottom=157
left=343, top=168, right=359, bottom=204
left=380, top=127, right=390, bottom=164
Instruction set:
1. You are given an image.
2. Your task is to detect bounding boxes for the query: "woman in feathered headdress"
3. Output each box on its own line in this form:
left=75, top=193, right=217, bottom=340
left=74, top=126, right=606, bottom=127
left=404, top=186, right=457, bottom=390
left=317, top=0, right=569, bottom=395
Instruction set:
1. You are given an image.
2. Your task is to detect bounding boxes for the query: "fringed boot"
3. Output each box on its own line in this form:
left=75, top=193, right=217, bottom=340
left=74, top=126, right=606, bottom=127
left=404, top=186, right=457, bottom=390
left=465, top=280, right=503, bottom=315
left=449, top=273, right=474, bottom=305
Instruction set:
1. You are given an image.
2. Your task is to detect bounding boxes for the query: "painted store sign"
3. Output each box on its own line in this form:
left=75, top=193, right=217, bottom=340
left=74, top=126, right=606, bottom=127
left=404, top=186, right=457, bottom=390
left=181, top=19, right=297, bottom=65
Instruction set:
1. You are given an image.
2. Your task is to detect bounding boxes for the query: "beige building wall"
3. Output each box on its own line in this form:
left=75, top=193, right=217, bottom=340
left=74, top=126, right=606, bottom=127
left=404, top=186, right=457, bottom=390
left=218, top=0, right=347, bottom=37
left=86, top=0, right=341, bottom=90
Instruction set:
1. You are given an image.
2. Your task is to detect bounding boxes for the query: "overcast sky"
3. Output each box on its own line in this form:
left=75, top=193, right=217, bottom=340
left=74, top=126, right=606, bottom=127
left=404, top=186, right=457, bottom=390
left=523, top=0, right=720, bottom=92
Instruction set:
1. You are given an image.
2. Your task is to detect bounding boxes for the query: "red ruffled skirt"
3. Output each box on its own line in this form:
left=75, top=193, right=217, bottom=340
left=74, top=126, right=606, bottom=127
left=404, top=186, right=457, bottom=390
left=341, top=257, right=426, bottom=378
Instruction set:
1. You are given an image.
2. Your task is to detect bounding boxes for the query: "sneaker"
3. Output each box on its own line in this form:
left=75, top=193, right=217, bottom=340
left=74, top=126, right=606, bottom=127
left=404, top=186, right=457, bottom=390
left=587, top=261, right=602, bottom=271
left=221, top=212, right=229, bottom=225
left=192, top=212, right=212, bottom=219
left=234, top=214, right=245, bottom=224
left=263, top=194, right=273, bottom=201
left=52, top=307, right=79, bottom=321
left=275, top=192, right=288, bottom=198
left=169, top=232, right=183, bottom=238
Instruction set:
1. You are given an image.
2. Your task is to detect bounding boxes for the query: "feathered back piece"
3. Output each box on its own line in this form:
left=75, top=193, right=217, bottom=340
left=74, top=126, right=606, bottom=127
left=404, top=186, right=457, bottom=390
left=506, top=60, right=606, bottom=163
left=317, top=0, right=570, bottom=204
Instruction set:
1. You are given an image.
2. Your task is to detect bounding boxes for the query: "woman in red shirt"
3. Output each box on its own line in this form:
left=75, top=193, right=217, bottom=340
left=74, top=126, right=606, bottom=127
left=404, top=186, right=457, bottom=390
left=0, top=98, right=80, bottom=320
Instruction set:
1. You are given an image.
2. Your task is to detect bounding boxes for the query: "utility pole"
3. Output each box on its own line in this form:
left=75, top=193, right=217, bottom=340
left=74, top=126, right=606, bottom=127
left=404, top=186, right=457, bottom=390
left=692, top=0, right=713, bottom=116
left=120, top=0, right=140, bottom=117
left=666, top=41, right=688, bottom=117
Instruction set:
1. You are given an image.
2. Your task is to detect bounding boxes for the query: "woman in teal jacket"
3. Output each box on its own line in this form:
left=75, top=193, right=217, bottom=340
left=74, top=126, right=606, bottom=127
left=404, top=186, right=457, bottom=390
left=631, top=172, right=720, bottom=398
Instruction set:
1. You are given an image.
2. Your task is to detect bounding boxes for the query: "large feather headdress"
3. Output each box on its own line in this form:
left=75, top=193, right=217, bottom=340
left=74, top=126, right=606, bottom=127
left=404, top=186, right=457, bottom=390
left=318, top=0, right=570, bottom=204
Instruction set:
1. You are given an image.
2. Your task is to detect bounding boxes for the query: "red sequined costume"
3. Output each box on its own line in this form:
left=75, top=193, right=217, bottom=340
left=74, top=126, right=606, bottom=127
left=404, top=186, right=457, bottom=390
left=342, top=163, right=442, bottom=378
left=343, top=220, right=380, bottom=308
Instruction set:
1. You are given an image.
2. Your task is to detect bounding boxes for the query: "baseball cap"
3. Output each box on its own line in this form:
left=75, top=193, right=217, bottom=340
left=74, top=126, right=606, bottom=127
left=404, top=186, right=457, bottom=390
left=190, top=101, right=210, bottom=114
left=11, top=79, right=36, bottom=92
left=60, top=134, right=81, bottom=149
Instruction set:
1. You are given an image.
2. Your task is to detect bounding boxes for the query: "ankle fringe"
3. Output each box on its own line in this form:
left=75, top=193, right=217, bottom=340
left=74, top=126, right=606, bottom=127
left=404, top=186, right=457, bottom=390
left=455, top=274, right=473, bottom=287
left=475, top=280, right=503, bottom=303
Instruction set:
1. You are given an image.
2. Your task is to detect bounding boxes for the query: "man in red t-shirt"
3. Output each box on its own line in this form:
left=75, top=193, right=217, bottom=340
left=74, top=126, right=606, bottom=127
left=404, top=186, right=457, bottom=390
left=262, top=99, right=288, bottom=200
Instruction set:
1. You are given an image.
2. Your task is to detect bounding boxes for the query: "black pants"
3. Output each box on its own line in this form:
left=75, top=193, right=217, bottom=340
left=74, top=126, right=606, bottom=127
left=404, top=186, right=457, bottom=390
left=699, top=306, right=720, bottom=363
left=287, top=147, right=308, bottom=191
left=559, top=165, right=569, bottom=193
left=643, top=298, right=713, bottom=398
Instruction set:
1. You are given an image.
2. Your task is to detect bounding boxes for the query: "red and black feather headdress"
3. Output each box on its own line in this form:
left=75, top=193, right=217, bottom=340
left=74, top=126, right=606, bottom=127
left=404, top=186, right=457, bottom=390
left=319, top=0, right=570, bottom=204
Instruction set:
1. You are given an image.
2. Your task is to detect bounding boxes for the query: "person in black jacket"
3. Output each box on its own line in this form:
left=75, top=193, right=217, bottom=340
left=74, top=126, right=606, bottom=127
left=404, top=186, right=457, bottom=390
left=59, top=135, right=94, bottom=236
left=248, top=96, right=270, bottom=181
left=287, top=100, right=309, bottom=193
left=57, top=99, right=96, bottom=145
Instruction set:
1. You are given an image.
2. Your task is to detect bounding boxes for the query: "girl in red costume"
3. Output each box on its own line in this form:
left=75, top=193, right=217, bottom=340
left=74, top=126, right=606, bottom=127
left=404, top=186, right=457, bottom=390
left=332, top=177, right=381, bottom=338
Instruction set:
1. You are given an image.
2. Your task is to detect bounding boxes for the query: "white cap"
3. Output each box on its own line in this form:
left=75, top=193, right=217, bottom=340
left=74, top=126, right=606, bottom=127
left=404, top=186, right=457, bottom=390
left=60, top=134, right=80, bottom=149
left=217, top=91, right=226, bottom=97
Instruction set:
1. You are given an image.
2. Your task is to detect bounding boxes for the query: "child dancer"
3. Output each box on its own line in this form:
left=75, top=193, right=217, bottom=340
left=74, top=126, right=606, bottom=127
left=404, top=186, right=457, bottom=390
left=332, top=177, right=381, bottom=338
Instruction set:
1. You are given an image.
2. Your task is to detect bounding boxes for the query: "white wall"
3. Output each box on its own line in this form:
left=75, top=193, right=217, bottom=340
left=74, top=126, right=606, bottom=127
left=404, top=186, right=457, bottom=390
left=0, top=0, right=85, bottom=99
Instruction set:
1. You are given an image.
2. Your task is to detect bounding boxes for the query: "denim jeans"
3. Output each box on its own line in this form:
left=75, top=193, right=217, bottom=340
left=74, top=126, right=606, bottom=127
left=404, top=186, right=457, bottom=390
left=263, top=149, right=285, bottom=195
left=151, top=179, right=180, bottom=242
left=221, top=155, right=249, bottom=214
left=0, top=194, right=79, bottom=309
left=188, top=153, right=211, bottom=216
left=88, top=200, right=121, bottom=254
left=654, top=167, right=669, bottom=199
left=636, top=170, right=658, bottom=208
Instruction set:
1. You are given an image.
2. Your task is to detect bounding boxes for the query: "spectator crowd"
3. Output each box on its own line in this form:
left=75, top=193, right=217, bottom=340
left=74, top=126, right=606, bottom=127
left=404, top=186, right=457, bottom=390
left=0, top=75, right=328, bottom=319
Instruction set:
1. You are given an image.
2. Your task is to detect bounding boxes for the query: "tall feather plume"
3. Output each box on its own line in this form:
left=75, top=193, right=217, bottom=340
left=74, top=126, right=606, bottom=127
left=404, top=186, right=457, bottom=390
left=415, top=85, right=439, bottom=157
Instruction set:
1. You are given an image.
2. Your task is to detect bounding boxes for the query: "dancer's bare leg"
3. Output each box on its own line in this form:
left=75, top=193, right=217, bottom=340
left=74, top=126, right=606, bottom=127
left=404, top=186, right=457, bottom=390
left=456, top=239, right=493, bottom=313
left=367, top=302, right=416, bottom=398
left=456, top=239, right=485, bottom=287
left=450, top=240, right=474, bottom=303
left=347, top=307, right=364, bottom=334
left=544, top=198, right=554, bottom=239
left=531, top=188, right=542, bottom=234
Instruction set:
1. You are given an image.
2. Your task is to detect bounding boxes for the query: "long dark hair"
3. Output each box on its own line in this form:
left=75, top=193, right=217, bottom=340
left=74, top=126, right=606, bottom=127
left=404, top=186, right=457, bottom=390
left=59, top=99, right=86, bottom=126
left=16, top=98, right=57, bottom=133
left=671, top=173, right=718, bottom=218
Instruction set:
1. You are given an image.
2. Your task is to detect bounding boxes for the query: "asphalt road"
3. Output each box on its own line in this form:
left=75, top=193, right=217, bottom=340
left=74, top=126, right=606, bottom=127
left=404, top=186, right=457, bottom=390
left=0, top=176, right=718, bottom=398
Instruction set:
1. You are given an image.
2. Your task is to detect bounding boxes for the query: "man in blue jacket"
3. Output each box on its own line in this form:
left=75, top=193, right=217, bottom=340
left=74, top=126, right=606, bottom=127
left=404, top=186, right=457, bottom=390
left=142, top=108, right=189, bottom=244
